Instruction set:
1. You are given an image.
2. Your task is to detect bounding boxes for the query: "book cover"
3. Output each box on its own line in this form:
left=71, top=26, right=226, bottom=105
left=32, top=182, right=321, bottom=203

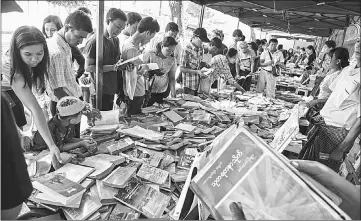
left=30, top=213, right=62, bottom=221
left=270, top=104, right=300, bottom=153
left=114, top=177, right=170, bottom=218
left=103, top=166, right=137, bottom=188
left=191, top=126, right=349, bottom=220
left=32, top=174, right=86, bottom=205
left=17, top=203, right=31, bottom=219
left=177, top=152, right=196, bottom=170
left=94, top=110, right=120, bottom=126
left=53, top=163, right=95, bottom=184
left=80, top=178, right=95, bottom=190
left=163, top=110, right=184, bottom=123
left=108, top=138, right=135, bottom=155
left=119, top=126, right=164, bottom=141
left=62, top=193, right=102, bottom=220
left=29, top=190, right=82, bottom=208
left=137, top=163, right=169, bottom=185
left=175, top=123, right=197, bottom=133
left=108, top=203, right=139, bottom=220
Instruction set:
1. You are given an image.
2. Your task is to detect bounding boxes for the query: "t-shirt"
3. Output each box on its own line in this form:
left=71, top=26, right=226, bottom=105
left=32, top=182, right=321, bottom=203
left=121, top=38, right=145, bottom=97
left=83, top=34, right=120, bottom=95
left=260, top=50, right=285, bottom=72
left=140, top=50, right=177, bottom=93
left=32, top=114, right=76, bottom=151
left=238, top=49, right=255, bottom=71
left=1, top=94, right=33, bottom=210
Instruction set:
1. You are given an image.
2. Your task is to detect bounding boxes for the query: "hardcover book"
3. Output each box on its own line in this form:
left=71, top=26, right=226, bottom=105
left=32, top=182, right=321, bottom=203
left=103, top=166, right=137, bottom=188
left=32, top=174, right=86, bottom=206
left=29, top=189, right=82, bottom=208
left=137, top=163, right=169, bottom=185
left=95, top=180, right=118, bottom=205
left=190, top=126, right=350, bottom=220
left=114, top=177, right=170, bottom=218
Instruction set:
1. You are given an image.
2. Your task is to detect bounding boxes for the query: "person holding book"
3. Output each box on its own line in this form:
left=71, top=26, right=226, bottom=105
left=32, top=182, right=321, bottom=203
left=133, top=36, right=178, bottom=106
left=236, top=41, right=255, bottom=91
left=117, top=16, right=160, bottom=116
left=84, top=8, right=127, bottom=110
left=31, top=96, right=98, bottom=154
left=229, top=160, right=361, bottom=220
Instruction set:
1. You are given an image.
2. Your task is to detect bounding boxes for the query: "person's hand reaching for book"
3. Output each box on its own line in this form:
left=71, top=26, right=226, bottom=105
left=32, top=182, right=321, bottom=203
left=229, top=202, right=246, bottom=220
left=82, top=140, right=97, bottom=154
left=291, top=160, right=361, bottom=220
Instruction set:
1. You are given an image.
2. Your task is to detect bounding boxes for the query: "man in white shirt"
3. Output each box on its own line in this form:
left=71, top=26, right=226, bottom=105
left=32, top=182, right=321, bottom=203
left=256, top=38, right=284, bottom=98
left=118, top=12, right=142, bottom=50
left=299, top=39, right=360, bottom=172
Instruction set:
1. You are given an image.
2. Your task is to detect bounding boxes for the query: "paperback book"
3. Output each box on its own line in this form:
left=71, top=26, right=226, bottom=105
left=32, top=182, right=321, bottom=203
left=114, top=177, right=170, bottom=218
left=62, top=193, right=102, bottom=220
left=191, top=126, right=350, bottom=220
left=137, top=163, right=169, bottom=185
left=103, top=166, right=137, bottom=188
left=32, top=174, right=86, bottom=206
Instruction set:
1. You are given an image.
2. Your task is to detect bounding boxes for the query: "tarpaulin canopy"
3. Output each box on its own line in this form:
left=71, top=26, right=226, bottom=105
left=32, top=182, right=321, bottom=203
left=1, top=0, right=23, bottom=13
left=190, top=0, right=361, bottom=37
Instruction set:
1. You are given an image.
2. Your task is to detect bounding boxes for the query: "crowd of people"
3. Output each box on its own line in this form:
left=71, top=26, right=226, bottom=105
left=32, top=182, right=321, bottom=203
left=1, top=4, right=360, bottom=220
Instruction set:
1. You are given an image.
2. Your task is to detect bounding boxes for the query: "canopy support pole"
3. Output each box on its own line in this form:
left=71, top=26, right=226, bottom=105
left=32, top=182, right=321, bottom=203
left=198, top=4, right=205, bottom=28
left=96, top=0, right=104, bottom=109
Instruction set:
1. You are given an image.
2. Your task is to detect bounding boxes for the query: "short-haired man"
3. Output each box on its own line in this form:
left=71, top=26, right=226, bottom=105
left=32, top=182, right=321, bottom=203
left=118, top=12, right=142, bottom=49
left=180, top=27, right=210, bottom=96
left=46, top=10, right=93, bottom=137
left=256, top=38, right=284, bottom=98
left=145, top=22, right=182, bottom=65
left=84, top=8, right=127, bottom=111
left=119, top=17, right=160, bottom=116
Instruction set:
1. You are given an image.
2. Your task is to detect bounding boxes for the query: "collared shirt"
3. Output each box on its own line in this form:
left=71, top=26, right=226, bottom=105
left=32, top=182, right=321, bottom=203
left=46, top=32, right=82, bottom=102
left=144, top=33, right=182, bottom=65
left=121, top=38, right=145, bottom=97
left=140, top=50, right=177, bottom=93
left=180, top=42, right=203, bottom=90
left=238, top=49, right=255, bottom=71
left=260, top=49, right=284, bottom=71
left=320, top=64, right=360, bottom=130
left=83, top=34, right=120, bottom=95
left=318, top=69, right=341, bottom=99
left=32, top=114, right=76, bottom=151
left=209, top=54, right=236, bottom=85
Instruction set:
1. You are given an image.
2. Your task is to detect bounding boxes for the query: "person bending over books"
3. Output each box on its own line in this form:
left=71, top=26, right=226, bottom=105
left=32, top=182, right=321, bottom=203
left=31, top=96, right=97, bottom=154
left=236, top=41, right=255, bottom=91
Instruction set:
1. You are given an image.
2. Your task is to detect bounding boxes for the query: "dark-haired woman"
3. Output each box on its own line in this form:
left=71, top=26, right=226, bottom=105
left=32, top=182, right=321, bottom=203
left=305, top=45, right=316, bottom=70
left=209, top=48, right=245, bottom=93
left=136, top=36, right=178, bottom=106
left=1, top=26, right=62, bottom=164
left=42, top=15, right=85, bottom=84
left=305, top=47, right=350, bottom=111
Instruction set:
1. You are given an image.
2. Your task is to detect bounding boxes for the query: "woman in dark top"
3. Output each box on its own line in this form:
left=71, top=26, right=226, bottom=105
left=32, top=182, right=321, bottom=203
left=305, top=45, right=316, bottom=70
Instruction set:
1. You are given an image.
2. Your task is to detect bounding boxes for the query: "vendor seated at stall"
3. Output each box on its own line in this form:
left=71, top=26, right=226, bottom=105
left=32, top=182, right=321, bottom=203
left=208, top=48, right=246, bottom=93
left=294, top=47, right=307, bottom=67
left=305, top=47, right=349, bottom=110
left=31, top=96, right=97, bottom=154
left=298, top=39, right=360, bottom=173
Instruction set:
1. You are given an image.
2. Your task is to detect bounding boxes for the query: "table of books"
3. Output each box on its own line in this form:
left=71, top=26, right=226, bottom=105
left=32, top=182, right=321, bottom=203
left=22, top=88, right=348, bottom=221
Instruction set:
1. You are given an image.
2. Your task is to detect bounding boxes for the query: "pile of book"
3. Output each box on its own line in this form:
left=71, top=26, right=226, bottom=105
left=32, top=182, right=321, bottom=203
left=22, top=92, right=314, bottom=220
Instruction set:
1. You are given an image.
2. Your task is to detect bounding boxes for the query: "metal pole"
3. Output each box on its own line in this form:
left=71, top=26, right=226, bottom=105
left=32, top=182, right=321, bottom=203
left=237, top=19, right=240, bottom=29
left=198, top=4, right=205, bottom=28
left=341, top=27, right=347, bottom=46
left=96, top=0, right=104, bottom=110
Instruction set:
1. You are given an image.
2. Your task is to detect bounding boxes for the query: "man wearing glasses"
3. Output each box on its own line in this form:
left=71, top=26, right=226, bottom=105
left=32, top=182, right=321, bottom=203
left=179, top=28, right=210, bottom=96
left=46, top=10, right=93, bottom=137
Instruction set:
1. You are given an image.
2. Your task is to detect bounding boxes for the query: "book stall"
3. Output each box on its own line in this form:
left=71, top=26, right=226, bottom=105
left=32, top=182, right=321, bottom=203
left=18, top=82, right=326, bottom=220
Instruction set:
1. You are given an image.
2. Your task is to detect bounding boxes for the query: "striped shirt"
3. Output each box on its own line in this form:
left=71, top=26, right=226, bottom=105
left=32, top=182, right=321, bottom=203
left=180, top=42, right=203, bottom=90
left=209, top=55, right=236, bottom=85
left=46, top=32, right=82, bottom=101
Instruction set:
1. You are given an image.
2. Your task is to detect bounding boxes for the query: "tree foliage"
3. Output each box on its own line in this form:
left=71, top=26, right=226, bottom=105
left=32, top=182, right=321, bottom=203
left=46, top=0, right=90, bottom=13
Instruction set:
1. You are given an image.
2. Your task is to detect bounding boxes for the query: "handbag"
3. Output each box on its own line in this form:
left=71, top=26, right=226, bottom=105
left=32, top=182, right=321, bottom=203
left=198, top=76, right=212, bottom=94
left=268, top=50, right=280, bottom=77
